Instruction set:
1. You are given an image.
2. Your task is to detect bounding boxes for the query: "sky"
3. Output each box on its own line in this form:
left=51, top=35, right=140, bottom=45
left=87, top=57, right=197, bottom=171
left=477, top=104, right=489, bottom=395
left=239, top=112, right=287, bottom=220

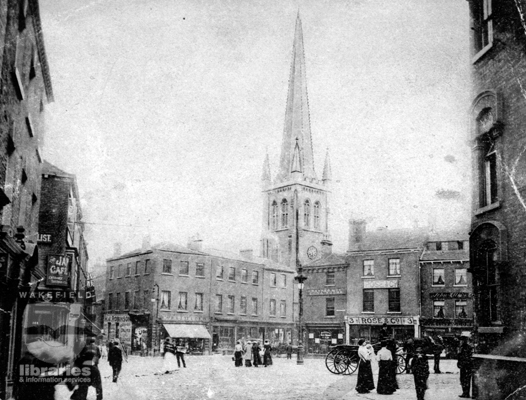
left=39, top=0, right=472, bottom=267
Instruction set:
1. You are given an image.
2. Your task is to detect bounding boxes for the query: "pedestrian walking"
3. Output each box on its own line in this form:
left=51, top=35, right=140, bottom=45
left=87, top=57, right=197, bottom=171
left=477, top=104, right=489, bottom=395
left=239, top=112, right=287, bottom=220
left=234, top=341, right=244, bottom=367
left=69, top=337, right=103, bottom=400
left=404, top=336, right=415, bottom=374
left=162, top=338, right=177, bottom=373
left=243, top=341, right=253, bottom=367
left=263, top=340, right=273, bottom=367
left=252, top=341, right=261, bottom=367
left=355, top=339, right=375, bottom=394
left=410, top=347, right=429, bottom=400
left=379, top=323, right=390, bottom=342
left=108, top=339, right=123, bottom=383
left=175, top=339, right=187, bottom=368
left=458, top=334, right=473, bottom=398
left=431, top=335, right=444, bottom=373
left=376, top=341, right=394, bottom=395
left=286, top=342, right=293, bottom=359
left=386, top=339, right=399, bottom=392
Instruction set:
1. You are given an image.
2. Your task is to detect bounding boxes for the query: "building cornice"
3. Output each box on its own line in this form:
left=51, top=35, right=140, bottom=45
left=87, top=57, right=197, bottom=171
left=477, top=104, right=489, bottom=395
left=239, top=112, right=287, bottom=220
left=30, top=0, right=54, bottom=102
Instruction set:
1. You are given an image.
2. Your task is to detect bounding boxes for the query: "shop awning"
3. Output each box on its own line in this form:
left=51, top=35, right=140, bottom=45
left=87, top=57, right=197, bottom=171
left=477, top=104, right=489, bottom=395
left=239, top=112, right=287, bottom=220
left=163, top=323, right=211, bottom=339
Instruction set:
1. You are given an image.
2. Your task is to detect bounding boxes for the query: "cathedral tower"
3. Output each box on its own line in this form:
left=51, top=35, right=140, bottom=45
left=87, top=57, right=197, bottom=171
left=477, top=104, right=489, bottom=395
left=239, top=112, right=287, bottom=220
left=261, top=14, right=332, bottom=270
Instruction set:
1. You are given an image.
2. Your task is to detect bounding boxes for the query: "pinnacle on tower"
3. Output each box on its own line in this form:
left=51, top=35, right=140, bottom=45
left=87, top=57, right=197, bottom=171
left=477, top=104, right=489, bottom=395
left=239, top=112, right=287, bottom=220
left=322, top=148, right=332, bottom=183
left=262, top=152, right=271, bottom=184
left=291, top=138, right=303, bottom=174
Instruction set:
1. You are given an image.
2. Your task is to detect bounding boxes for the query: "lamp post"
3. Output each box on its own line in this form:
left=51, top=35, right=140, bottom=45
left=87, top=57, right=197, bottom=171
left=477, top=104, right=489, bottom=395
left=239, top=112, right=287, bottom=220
left=151, top=283, right=160, bottom=355
left=293, top=189, right=307, bottom=365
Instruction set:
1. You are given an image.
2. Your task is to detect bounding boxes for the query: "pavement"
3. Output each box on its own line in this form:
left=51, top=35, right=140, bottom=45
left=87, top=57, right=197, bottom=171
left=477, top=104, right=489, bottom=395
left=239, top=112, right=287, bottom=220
left=52, top=355, right=465, bottom=400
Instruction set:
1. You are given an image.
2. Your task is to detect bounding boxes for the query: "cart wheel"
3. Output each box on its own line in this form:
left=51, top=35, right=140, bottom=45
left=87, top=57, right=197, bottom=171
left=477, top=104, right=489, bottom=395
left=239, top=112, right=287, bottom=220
left=342, top=353, right=359, bottom=375
left=325, top=349, right=343, bottom=374
left=396, top=354, right=406, bottom=374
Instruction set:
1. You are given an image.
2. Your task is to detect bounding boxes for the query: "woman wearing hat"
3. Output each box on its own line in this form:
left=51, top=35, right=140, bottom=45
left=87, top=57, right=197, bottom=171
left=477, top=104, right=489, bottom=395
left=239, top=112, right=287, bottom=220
left=410, top=346, right=429, bottom=400
left=234, top=341, right=244, bottom=367
left=355, top=339, right=375, bottom=394
left=162, top=338, right=177, bottom=373
left=243, top=341, right=253, bottom=367
left=376, top=340, right=394, bottom=394
left=263, top=340, right=273, bottom=367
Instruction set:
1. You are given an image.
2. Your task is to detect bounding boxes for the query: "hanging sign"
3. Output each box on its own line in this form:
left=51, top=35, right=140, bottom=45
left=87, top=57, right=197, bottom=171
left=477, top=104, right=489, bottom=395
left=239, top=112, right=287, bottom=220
left=46, top=254, right=71, bottom=287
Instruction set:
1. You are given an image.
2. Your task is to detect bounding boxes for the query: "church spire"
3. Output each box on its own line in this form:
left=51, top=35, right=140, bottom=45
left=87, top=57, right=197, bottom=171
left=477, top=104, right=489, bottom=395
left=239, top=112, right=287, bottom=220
left=277, top=13, right=316, bottom=182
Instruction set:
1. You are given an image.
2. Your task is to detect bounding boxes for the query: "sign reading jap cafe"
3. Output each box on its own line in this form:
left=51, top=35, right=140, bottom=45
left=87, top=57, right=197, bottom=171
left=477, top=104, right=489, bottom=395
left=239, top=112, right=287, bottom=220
left=46, top=254, right=71, bottom=287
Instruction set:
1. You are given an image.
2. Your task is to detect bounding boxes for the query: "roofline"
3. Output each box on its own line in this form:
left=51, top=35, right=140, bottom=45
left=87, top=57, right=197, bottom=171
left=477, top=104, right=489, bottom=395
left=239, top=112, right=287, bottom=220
left=30, top=0, right=54, bottom=102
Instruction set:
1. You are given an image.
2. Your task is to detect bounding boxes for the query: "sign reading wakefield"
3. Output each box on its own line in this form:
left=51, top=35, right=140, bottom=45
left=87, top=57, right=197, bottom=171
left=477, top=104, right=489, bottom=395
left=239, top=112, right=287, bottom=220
left=46, top=255, right=71, bottom=287
left=347, top=316, right=417, bottom=325
left=363, top=280, right=399, bottom=289
left=429, top=292, right=472, bottom=300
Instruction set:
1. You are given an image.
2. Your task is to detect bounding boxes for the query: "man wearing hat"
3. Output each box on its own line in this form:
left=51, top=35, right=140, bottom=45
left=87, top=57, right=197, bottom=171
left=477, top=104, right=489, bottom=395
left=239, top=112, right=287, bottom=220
left=410, top=346, right=429, bottom=400
left=457, top=334, right=473, bottom=398
left=108, top=339, right=124, bottom=383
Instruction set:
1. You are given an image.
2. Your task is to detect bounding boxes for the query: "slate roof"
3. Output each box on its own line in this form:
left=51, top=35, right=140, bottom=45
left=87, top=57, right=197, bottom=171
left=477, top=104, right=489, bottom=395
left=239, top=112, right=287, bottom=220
left=420, top=249, right=469, bottom=262
left=348, top=227, right=429, bottom=252
left=304, top=252, right=347, bottom=267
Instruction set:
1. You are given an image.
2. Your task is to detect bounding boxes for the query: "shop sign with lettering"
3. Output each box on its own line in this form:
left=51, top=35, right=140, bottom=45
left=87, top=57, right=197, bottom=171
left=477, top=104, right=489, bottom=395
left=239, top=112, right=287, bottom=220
left=347, top=316, right=417, bottom=325
left=429, top=292, right=472, bottom=300
left=37, top=233, right=52, bottom=243
left=104, top=314, right=131, bottom=323
left=46, top=254, right=71, bottom=287
left=320, top=331, right=332, bottom=339
left=307, top=288, right=346, bottom=296
left=363, top=280, right=399, bottom=289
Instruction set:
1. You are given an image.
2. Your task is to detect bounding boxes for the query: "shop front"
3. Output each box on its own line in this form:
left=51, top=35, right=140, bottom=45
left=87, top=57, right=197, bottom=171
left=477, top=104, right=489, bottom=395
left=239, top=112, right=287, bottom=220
left=420, top=318, right=473, bottom=337
left=305, top=324, right=345, bottom=355
left=346, top=315, right=419, bottom=344
left=211, top=323, right=293, bottom=353
left=163, top=323, right=211, bottom=355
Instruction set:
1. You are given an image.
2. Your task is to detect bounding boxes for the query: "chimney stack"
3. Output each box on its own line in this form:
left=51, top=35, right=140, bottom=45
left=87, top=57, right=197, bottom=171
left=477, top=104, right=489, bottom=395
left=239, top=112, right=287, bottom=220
left=240, top=249, right=254, bottom=260
left=187, top=234, right=203, bottom=252
left=321, top=237, right=333, bottom=256
left=114, top=242, right=122, bottom=257
left=141, top=235, right=151, bottom=253
left=348, top=219, right=366, bottom=251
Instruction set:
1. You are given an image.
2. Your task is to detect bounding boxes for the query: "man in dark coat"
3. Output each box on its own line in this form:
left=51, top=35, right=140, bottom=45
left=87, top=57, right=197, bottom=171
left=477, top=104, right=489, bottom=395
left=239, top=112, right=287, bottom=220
left=286, top=342, right=293, bottom=359
left=458, top=335, right=473, bottom=398
left=432, top=335, right=444, bottom=373
left=69, top=337, right=103, bottom=400
left=411, top=347, right=429, bottom=400
left=404, top=336, right=415, bottom=373
left=252, top=341, right=261, bottom=367
left=108, top=339, right=123, bottom=383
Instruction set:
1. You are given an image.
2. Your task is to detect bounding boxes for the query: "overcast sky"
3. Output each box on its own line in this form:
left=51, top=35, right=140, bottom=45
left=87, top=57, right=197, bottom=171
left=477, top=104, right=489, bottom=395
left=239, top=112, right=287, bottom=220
left=39, top=0, right=471, bottom=266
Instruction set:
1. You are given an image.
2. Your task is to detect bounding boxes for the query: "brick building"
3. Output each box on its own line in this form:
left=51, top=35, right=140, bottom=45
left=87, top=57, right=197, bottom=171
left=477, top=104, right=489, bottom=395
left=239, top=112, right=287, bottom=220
left=419, top=232, right=472, bottom=337
left=0, top=1, right=53, bottom=398
left=105, top=238, right=294, bottom=355
left=345, top=221, right=426, bottom=342
left=465, top=1, right=526, bottom=398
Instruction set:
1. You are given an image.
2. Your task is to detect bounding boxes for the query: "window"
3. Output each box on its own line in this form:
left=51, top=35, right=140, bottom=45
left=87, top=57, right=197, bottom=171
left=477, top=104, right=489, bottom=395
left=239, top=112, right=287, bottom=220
left=162, top=259, right=172, bottom=274
left=436, top=242, right=442, bottom=251
left=325, top=271, right=335, bottom=285
left=240, top=296, right=247, bottom=314
left=116, top=293, right=121, bottom=310
left=269, top=299, right=276, bottom=316
left=270, top=273, right=277, bottom=287
left=228, top=267, right=236, bottom=281
left=217, top=265, right=224, bottom=279
left=134, top=261, right=140, bottom=275
left=456, top=301, right=468, bottom=319
left=434, top=301, right=445, bottom=318
left=363, top=290, right=374, bottom=312
left=160, top=291, right=171, bottom=309
left=388, top=289, right=401, bottom=312
left=144, top=259, right=151, bottom=274
left=110, top=266, right=115, bottom=279
left=126, top=263, right=131, bottom=276
left=117, top=264, right=122, bottom=278
left=313, top=201, right=320, bottom=229
left=458, top=241, right=465, bottom=250
left=326, top=297, right=335, bottom=316
left=280, top=300, right=287, bottom=317
left=482, top=141, right=498, bottom=207
left=228, top=295, right=235, bottom=314
left=388, top=259, right=400, bottom=276
left=108, top=293, right=113, bottom=311
left=178, top=292, right=188, bottom=311
left=304, top=200, right=310, bottom=227
left=282, top=274, right=287, bottom=288
left=476, top=240, right=499, bottom=323
left=215, top=295, right=223, bottom=313
left=455, top=269, right=468, bottom=286
left=196, top=263, right=205, bottom=277
left=241, top=269, right=248, bottom=283
left=363, top=260, right=374, bottom=276
left=252, top=298, right=258, bottom=315
left=281, top=199, right=288, bottom=228
left=252, top=270, right=259, bottom=284
left=195, top=293, right=203, bottom=311
left=143, top=290, right=149, bottom=308
left=271, top=201, right=278, bottom=230
left=433, top=269, right=445, bottom=286
left=133, top=290, right=140, bottom=309
left=179, top=261, right=189, bottom=275
left=472, top=0, right=493, bottom=55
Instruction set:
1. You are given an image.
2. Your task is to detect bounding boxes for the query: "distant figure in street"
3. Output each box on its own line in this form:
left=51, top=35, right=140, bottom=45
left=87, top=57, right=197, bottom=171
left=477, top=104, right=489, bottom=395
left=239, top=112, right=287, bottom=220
left=162, top=338, right=177, bottom=373
left=403, top=336, right=415, bottom=374
left=411, top=347, right=429, bottom=400
left=175, top=339, right=187, bottom=368
left=386, top=339, right=399, bottom=392
left=252, top=341, right=261, bottom=367
left=376, top=341, right=394, bottom=395
left=355, top=339, right=375, bottom=394
left=263, top=340, right=273, bottom=367
left=378, top=323, right=390, bottom=342
left=458, top=335, right=473, bottom=398
left=69, top=337, right=103, bottom=400
left=234, top=341, right=243, bottom=367
left=286, top=342, right=293, bottom=359
left=99, top=342, right=107, bottom=359
left=108, top=339, right=123, bottom=383
left=243, top=341, right=253, bottom=367
left=431, top=335, right=444, bottom=373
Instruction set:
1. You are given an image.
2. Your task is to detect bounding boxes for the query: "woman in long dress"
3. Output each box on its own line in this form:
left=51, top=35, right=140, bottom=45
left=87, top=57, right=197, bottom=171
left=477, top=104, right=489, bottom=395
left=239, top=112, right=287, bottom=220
left=355, top=340, right=375, bottom=394
left=162, top=338, right=177, bottom=373
left=243, top=341, right=253, bottom=367
left=263, top=340, right=273, bottom=367
left=387, top=339, right=399, bottom=392
left=376, top=341, right=394, bottom=394
left=234, top=341, right=244, bottom=367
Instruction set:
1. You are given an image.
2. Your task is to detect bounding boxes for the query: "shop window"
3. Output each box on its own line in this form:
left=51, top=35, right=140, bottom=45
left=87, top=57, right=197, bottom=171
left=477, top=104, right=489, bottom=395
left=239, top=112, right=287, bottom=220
left=326, top=271, right=335, bottom=286
left=110, top=266, right=115, bottom=279
left=472, top=0, right=493, bottom=56
left=178, top=292, right=188, bottom=311
left=144, top=259, right=151, bottom=274
left=281, top=199, right=289, bottom=228
left=455, top=269, right=467, bottom=286
left=240, top=296, right=247, bottom=314
left=304, top=199, right=311, bottom=228
left=228, top=267, right=236, bottom=281
left=162, top=259, right=172, bottom=274
left=313, top=201, right=320, bottom=229
left=196, top=263, right=205, bottom=277
left=195, top=293, right=203, bottom=311
left=363, top=260, right=374, bottom=276
left=270, top=273, right=277, bottom=287
left=388, top=259, right=400, bottom=276
left=456, top=301, right=468, bottom=319
left=228, top=295, right=235, bottom=314
left=252, top=270, right=259, bottom=285
left=270, top=299, right=276, bottom=316
left=217, top=265, right=224, bottom=280
left=143, top=290, right=149, bottom=308
left=363, top=289, right=374, bottom=312
left=126, top=263, right=131, bottom=276
left=241, top=269, right=248, bottom=283
left=215, top=295, right=223, bottom=314
left=179, top=261, right=189, bottom=275
left=280, top=300, right=286, bottom=317
left=433, top=268, right=445, bottom=286
left=388, top=289, right=401, bottom=312
left=434, top=301, right=445, bottom=318
left=271, top=201, right=278, bottom=230
left=252, top=298, right=258, bottom=315
left=475, top=240, right=499, bottom=323
left=326, top=297, right=335, bottom=316
left=135, top=261, right=140, bottom=275
left=116, top=293, right=121, bottom=310
left=160, top=291, right=171, bottom=310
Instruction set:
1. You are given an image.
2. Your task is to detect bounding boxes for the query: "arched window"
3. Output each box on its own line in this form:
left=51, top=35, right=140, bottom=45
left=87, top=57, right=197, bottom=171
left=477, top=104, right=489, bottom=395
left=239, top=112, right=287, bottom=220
left=313, top=201, right=320, bottom=230
left=281, top=199, right=288, bottom=228
left=475, top=240, right=499, bottom=324
left=271, top=201, right=278, bottom=230
left=303, top=200, right=310, bottom=228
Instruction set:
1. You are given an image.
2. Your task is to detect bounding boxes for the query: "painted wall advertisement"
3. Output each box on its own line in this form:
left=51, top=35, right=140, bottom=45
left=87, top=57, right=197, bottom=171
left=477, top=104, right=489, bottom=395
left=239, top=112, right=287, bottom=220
left=104, top=314, right=132, bottom=347
left=46, top=254, right=71, bottom=287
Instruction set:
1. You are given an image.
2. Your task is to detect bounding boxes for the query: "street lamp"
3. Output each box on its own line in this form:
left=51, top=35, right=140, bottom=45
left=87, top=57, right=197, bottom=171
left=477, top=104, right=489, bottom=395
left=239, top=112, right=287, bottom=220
left=151, top=283, right=160, bottom=355
left=294, top=270, right=307, bottom=365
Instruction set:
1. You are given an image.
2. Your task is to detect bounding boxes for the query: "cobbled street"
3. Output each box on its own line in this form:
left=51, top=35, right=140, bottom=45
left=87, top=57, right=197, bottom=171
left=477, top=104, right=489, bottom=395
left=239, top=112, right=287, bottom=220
left=55, top=356, right=463, bottom=400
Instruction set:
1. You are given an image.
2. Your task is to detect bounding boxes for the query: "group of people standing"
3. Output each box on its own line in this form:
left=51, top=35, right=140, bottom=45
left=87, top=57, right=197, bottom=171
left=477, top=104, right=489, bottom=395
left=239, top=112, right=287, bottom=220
left=355, top=339, right=400, bottom=395
left=162, top=338, right=188, bottom=373
left=233, top=339, right=272, bottom=367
